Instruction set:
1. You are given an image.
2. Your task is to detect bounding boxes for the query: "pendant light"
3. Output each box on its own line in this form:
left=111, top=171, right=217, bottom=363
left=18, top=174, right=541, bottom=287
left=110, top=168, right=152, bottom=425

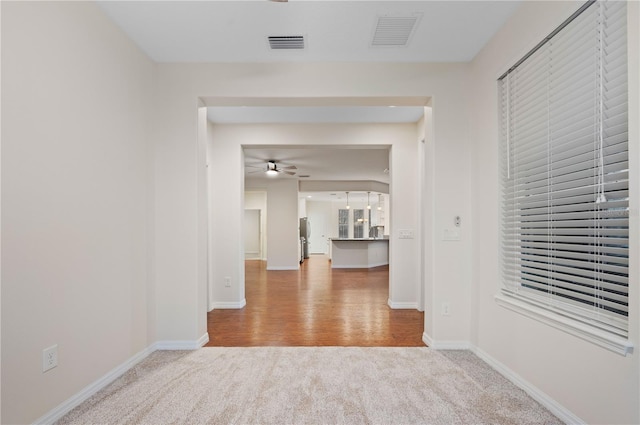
left=377, top=194, right=382, bottom=211
left=346, top=191, right=350, bottom=209
left=367, top=192, right=371, bottom=210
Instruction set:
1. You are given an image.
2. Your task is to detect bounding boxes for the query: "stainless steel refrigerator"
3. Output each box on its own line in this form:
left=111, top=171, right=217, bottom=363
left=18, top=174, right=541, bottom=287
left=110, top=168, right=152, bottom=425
left=299, top=217, right=310, bottom=259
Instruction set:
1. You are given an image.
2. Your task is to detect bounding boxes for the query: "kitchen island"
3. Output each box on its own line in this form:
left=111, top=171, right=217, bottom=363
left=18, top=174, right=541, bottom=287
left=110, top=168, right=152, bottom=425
left=330, top=238, right=389, bottom=269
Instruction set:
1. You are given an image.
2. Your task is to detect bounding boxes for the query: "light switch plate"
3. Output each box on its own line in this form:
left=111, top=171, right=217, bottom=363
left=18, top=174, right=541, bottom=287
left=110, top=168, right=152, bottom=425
left=443, top=228, right=461, bottom=241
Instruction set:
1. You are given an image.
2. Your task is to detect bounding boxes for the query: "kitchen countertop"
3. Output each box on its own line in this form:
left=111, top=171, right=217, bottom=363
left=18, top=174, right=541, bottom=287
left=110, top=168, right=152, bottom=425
left=330, top=238, right=389, bottom=241
left=330, top=238, right=389, bottom=268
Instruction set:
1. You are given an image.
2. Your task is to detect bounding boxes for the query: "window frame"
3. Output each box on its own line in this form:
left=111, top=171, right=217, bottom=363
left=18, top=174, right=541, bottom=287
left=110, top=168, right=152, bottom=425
left=353, top=209, right=365, bottom=238
left=496, top=0, right=633, bottom=356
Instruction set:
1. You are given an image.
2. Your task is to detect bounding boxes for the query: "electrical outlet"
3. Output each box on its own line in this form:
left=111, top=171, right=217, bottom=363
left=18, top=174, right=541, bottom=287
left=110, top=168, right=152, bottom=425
left=443, top=228, right=461, bottom=241
left=43, top=345, right=58, bottom=372
left=398, top=229, right=414, bottom=239
left=441, top=302, right=451, bottom=316
left=224, top=276, right=231, bottom=287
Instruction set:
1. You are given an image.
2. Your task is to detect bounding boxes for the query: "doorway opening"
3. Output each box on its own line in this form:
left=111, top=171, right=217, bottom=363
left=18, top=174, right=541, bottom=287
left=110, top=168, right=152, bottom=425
left=244, top=209, right=261, bottom=260
left=202, top=97, right=433, bottom=346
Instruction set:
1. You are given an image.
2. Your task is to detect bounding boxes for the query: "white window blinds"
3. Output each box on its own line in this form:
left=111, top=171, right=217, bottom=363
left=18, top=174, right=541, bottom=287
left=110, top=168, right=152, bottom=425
left=499, top=1, right=629, bottom=340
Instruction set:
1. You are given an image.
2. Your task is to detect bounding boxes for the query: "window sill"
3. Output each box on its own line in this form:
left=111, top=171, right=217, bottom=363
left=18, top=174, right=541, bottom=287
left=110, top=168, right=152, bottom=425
left=495, top=293, right=634, bottom=356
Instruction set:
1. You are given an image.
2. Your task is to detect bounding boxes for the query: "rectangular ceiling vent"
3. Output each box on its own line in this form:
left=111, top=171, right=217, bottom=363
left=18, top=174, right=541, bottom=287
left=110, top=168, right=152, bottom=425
left=372, top=16, right=420, bottom=47
left=268, top=35, right=305, bottom=50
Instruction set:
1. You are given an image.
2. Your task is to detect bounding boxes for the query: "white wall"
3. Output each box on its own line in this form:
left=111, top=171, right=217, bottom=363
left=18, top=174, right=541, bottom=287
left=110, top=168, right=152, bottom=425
left=244, top=209, right=261, bottom=258
left=266, top=179, right=300, bottom=270
left=245, top=179, right=301, bottom=269
left=306, top=200, right=332, bottom=254
left=0, top=3, right=3, bottom=419
left=416, top=113, right=426, bottom=312
left=207, top=122, right=245, bottom=308
left=1, top=2, right=155, bottom=423
left=245, top=191, right=267, bottom=260
left=468, top=1, right=640, bottom=423
left=404, top=94, right=471, bottom=333
left=298, top=197, right=306, bottom=219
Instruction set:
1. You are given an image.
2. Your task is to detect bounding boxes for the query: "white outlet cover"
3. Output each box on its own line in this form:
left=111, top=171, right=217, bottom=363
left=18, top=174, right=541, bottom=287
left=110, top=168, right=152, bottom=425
left=43, top=345, right=58, bottom=372
left=398, top=229, right=414, bottom=239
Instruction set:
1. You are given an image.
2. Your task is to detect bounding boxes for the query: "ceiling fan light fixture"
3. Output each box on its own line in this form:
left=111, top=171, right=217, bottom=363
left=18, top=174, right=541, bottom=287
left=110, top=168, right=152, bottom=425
left=265, top=160, right=279, bottom=176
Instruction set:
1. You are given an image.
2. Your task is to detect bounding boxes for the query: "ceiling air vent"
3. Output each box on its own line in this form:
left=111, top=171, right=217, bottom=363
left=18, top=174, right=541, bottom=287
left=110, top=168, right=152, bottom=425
left=372, top=15, right=420, bottom=47
left=268, top=35, right=305, bottom=50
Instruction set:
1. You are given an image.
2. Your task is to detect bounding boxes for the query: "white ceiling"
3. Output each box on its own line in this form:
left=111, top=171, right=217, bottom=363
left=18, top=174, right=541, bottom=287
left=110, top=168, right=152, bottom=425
left=97, top=1, right=520, bottom=63
left=299, top=191, right=381, bottom=203
left=208, top=106, right=424, bottom=124
left=97, top=0, right=520, bottom=193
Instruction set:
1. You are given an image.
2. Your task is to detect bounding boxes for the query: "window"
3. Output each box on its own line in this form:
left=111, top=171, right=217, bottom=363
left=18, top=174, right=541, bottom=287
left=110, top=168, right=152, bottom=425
left=498, top=0, right=631, bottom=355
left=353, top=209, right=364, bottom=238
left=338, top=209, right=349, bottom=238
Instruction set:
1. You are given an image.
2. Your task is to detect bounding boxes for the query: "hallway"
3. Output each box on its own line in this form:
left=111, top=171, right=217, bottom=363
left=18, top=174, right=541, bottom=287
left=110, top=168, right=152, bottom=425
left=206, top=255, right=425, bottom=346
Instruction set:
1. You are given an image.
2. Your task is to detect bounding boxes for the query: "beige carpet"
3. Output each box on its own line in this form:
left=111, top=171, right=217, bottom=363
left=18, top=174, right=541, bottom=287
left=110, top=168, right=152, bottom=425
left=57, top=347, right=561, bottom=424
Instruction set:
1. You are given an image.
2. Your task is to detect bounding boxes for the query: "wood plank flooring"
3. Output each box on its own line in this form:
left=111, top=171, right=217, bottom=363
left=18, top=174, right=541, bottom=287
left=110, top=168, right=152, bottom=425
left=206, top=255, right=425, bottom=346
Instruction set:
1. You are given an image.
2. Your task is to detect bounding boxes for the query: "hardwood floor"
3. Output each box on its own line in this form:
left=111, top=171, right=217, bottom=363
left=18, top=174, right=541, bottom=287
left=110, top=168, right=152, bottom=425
left=206, top=255, right=425, bottom=346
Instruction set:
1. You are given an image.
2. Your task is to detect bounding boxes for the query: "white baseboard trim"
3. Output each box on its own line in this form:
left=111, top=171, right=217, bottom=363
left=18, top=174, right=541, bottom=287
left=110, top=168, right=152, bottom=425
left=423, top=335, right=582, bottom=423
left=34, top=345, right=155, bottom=425
left=387, top=299, right=418, bottom=309
left=331, top=262, right=388, bottom=269
left=433, top=341, right=471, bottom=350
left=210, top=299, right=247, bottom=309
left=422, top=333, right=470, bottom=350
left=422, top=332, right=433, bottom=347
left=35, top=333, right=210, bottom=424
left=470, top=345, right=584, bottom=425
left=35, top=333, right=582, bottom=425
left=154, top=333, right=210, bottom=350
left=266, top=266, right=299, bottom=271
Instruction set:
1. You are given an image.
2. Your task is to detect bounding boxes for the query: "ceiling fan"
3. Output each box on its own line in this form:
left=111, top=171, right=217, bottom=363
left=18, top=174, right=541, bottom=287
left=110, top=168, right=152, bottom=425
left=247, top=160, right=297, bottom=176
